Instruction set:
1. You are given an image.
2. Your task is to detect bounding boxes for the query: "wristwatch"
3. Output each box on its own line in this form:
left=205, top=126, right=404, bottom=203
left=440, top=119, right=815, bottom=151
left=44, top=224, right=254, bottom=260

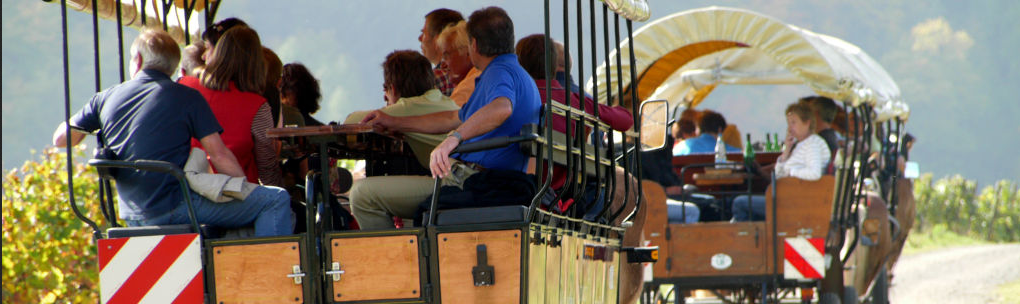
left=447, top=130, right=464, bottom=143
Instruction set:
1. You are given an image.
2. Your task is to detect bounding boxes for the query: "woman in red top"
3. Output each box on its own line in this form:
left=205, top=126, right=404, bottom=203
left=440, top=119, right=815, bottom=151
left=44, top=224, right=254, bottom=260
left=180, top=26, right=282, bottom=186
left=515, top=34, right=635, bottom=208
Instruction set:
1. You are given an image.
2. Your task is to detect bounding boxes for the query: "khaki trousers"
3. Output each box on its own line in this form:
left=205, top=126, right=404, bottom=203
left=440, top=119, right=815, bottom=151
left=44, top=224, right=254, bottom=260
left=349, top=162, right=478, bottom=230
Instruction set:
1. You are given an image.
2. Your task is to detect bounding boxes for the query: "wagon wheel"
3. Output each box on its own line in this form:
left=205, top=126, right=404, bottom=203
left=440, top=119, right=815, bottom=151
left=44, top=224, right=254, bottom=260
left=709, top=289, right=741, bottom=304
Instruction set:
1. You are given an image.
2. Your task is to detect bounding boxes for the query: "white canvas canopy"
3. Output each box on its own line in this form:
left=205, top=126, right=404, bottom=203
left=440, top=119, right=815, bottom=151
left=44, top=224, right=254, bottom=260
left=587, top=6, right=909, bottom=122
left=56, top=0, right=216, bottom=44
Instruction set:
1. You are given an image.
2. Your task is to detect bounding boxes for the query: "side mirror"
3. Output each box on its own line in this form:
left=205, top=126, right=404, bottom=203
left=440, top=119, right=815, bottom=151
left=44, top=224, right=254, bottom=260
left=639, top=99, right=669, bottom=152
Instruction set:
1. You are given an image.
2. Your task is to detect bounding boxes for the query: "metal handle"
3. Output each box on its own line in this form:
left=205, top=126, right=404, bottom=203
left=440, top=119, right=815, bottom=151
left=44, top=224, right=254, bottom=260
left=324, top=262, right=345, bottom=282
left=287, top=265, right=305, bottom=285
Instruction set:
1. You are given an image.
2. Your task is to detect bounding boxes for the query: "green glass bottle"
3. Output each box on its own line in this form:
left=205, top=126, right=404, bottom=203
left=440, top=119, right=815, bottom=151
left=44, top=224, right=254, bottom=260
left=743, top=133, right=756, bottom=169
left=771, top=132, right=779, bottom=152
left=773, top=133, right=782, bottom=151
left=764, top=133, right=774, bottom=152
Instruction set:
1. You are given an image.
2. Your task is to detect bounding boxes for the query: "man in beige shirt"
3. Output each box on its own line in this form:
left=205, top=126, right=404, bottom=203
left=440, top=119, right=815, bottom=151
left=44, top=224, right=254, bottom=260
left=345, top=50, right=460, bottom=168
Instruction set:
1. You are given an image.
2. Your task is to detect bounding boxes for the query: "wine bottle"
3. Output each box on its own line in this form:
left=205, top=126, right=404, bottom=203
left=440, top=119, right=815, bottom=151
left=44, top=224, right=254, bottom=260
left=744, top=133, right=756, bottom=170
left=774, top=133, right=782, bottom=151
left=764, top=133, right=773, bottom=152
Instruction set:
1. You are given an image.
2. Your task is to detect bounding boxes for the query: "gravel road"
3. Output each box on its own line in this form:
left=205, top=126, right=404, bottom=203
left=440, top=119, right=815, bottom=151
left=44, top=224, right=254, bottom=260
left=889, top=244, right=1020, bottom=304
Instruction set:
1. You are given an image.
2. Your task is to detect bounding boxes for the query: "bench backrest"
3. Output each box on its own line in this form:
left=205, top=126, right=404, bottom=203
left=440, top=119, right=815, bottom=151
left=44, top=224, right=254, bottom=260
left=764, top=176, right=836, bottom=239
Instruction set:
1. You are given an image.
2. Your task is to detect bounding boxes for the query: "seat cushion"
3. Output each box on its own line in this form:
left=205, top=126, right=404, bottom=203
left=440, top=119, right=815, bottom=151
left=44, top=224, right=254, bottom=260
left=434, top=205, right=529, bottom=226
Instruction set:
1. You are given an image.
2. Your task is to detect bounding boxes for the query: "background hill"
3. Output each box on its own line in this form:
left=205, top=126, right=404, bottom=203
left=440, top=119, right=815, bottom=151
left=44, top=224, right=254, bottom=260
left=3, top=0, right=1018, bottom=184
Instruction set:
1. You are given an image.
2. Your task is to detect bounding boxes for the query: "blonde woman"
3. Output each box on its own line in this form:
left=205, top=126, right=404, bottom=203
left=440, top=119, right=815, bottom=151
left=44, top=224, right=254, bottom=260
left=731, top=102, right=830, bottom=221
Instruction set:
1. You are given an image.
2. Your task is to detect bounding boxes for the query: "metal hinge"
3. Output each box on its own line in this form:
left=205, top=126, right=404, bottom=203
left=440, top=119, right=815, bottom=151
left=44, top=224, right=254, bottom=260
left=666, top=257, right=672, bottom=271
left=324, top=262, right=345, bottom=282
left=665, top=228, right=671, bottom=240
left=286, top=265, right=306, bottom=285
left=420, top=237, right=430, bottom=257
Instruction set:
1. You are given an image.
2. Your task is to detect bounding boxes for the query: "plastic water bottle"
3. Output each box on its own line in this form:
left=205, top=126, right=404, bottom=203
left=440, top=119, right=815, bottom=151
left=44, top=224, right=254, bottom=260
left=715, top=133, right=727, bottom=168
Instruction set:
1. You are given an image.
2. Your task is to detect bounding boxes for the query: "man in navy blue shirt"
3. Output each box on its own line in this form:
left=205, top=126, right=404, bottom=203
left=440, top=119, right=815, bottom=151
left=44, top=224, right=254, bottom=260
left=353, top=6, right=541, bottom=230
left=52, top=29, right=292, bottom=236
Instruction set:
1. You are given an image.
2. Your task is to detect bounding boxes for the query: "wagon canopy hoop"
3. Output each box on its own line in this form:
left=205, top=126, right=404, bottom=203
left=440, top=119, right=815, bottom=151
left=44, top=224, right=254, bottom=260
left=588, top=6, right=909, bottom=123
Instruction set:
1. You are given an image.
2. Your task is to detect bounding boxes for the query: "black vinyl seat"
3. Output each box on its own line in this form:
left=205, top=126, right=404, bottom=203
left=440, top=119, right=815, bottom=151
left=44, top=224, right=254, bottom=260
left=434, top=205, right=529, bottom=226
left=106, top=224, right=221, bottom=239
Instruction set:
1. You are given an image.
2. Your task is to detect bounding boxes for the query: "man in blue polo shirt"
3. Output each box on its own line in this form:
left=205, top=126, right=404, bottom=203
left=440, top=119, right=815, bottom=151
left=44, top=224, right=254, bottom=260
left=354, top=6, right=540, bottom=230
left=674, top=110, right=740, bottom=155
left=52, top=29, right=293, bottom=236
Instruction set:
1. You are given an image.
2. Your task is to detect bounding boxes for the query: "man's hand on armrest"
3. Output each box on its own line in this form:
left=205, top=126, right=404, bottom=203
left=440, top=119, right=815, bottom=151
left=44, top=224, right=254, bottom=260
left=428, top=97, right=513, bottom=178
left=199, top=133, right=246, bottom=178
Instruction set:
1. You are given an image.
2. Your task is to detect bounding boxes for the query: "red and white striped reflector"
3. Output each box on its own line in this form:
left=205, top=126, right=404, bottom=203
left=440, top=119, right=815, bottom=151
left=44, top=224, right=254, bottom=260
left=98, top=233, right=203, bottom=304
left=783, top=237, right=825, bottom=280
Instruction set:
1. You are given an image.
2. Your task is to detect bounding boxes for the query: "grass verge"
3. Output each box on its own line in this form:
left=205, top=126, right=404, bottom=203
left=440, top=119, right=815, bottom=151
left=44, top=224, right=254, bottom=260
left=998, top=280, right=1020, bottom=304
left=902, top=224, right=990, bottom=256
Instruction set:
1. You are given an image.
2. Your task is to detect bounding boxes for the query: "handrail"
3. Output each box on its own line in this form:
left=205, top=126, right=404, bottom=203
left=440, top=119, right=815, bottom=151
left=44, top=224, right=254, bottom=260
left=843, top=104, right=874, bottom=264
left=87, top=159, right=202, bottom=236
left=425, top=134, right=541, bottom=227
left=769, top=170, right=779, bottom=290
left=60, top=0, right=102, bottom=242
left=533, top=0, right=555, bottom=222
left=548, top=102, right=612, bottom=132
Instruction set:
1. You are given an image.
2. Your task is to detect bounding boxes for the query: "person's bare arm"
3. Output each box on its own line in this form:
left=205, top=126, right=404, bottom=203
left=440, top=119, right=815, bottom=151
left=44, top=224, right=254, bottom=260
left=429, top=97, right=513, bottom=178
left=361, top=110, right=461, bottom=135
left=52, top=122, right=88, bottom=148
left=251, top=104, right=283, bottom=186
left=198, top=133, right=245, bottom=178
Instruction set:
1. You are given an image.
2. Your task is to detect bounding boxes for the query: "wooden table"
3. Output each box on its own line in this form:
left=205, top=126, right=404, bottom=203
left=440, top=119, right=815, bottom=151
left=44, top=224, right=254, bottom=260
left=266, top=124, right=374, bottom=138
left=266, top=124, right=410, bottom=160
left=693, top=171, right=750, bottom=186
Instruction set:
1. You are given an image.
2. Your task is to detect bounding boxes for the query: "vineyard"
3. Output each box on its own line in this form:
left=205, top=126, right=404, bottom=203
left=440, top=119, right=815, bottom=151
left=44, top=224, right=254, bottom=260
left=912, top=173, right=1019, bottom=242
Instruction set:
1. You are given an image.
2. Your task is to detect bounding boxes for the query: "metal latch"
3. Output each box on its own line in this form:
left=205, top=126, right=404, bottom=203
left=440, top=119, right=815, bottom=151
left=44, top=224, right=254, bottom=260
left=324, top=262, right=345, bottom=282
left=798, top=228, right=814, bottom=237
left=472, top=244, right=495, bottom=286
left=287, top=265, right=306, bottom=284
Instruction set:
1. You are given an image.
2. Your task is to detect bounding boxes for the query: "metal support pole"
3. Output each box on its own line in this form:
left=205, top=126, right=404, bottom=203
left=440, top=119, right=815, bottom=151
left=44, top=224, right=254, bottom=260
left=624, top=19, right=643, bottom=223
left=61, top=0, right=102, bottom=240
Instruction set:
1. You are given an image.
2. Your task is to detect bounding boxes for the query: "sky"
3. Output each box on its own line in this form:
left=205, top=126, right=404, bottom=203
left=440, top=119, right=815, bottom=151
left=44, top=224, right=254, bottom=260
left=3, top=0, right=1018, bottom=185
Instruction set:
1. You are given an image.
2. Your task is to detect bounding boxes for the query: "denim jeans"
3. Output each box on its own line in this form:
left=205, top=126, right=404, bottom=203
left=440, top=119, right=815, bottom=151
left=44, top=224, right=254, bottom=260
left=731, top=195, right=766, bottom=222
left=666, top=199, right=701, bottom=223
left=125, top=186, right=294, bottom=237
